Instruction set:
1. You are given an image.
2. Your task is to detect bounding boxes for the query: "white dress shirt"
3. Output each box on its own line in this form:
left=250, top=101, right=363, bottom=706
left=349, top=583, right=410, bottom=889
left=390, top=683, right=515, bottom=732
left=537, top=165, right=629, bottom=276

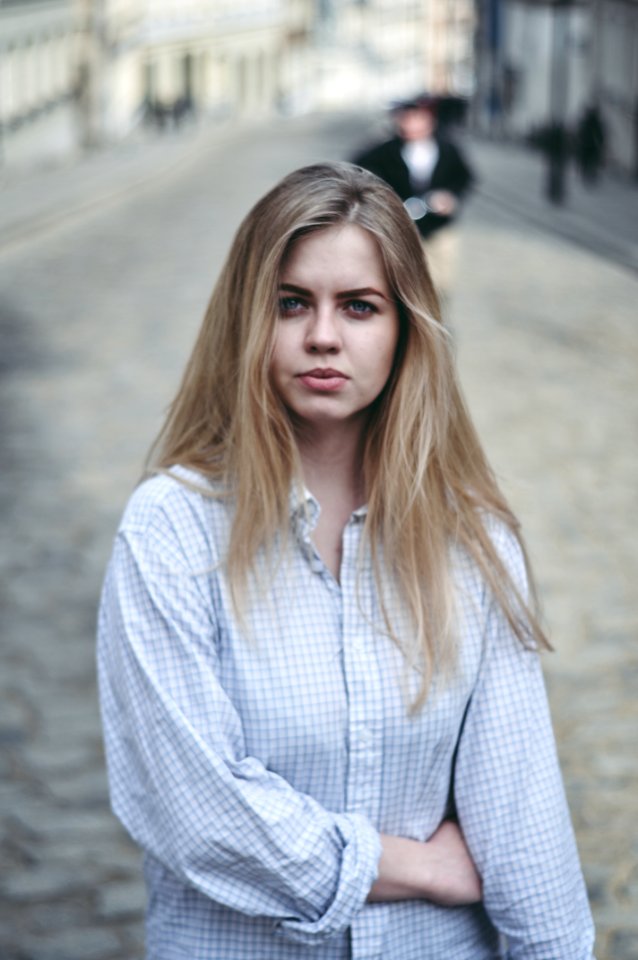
left=97, top=466, right=595, bottom=959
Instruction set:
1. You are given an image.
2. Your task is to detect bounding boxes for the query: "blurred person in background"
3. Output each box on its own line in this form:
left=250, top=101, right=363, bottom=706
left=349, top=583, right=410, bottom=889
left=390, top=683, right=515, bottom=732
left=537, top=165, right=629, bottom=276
left=575, top=103, right=607, bottom=186
left=98, top=162, right=594, bottom=960
left=352, top=96, right=474, bottom=301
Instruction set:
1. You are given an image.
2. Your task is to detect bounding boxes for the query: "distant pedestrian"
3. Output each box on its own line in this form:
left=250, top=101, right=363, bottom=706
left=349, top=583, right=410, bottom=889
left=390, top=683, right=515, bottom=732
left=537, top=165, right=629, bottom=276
left=535, top=121, right=570, bottom=205
left=98, top=161, right=595, bottom=960
left=352, top=96, right=474, bottom=300
left=575, top=104, right=606, bottom=185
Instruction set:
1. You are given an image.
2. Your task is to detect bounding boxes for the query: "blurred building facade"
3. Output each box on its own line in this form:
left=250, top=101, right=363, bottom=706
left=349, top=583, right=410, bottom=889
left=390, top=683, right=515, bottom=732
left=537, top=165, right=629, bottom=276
left=473, top=0, right=638, bottom=176
left=77, top=0, right=318, bottom=141
left=423, top=0, right=476, bottom=97
left=0, top=0, right=81, bottom=165
left=3, top=1, right=636, bottom=175
left=311, top=0, right=475, bottom=108
left=591, top=0, right=638, bottom=176
left=0, top=0, right=316, bottom=165
left=0, top=0, right=481, bottom=168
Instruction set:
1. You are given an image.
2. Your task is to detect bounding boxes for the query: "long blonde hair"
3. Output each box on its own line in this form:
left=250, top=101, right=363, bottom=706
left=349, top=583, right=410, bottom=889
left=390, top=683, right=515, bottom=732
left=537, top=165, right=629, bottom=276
left=148, top=161, right=549, bottom=710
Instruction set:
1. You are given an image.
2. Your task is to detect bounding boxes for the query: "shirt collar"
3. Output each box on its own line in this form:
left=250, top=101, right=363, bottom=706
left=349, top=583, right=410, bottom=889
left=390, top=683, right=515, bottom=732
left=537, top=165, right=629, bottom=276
left=289, top=483, right=320, bottom=537
left=289, top=484, right=368, bottom=541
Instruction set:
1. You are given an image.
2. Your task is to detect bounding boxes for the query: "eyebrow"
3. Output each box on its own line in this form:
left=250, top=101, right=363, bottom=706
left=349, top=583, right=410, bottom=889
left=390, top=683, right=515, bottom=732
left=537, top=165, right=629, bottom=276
left=279, top=282, right=391, bottom=301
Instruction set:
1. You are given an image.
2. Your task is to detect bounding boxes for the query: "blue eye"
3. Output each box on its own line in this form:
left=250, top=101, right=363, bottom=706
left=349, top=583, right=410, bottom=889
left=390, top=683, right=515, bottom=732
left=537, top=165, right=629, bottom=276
left=279, top=297, right=305, bottom=315
left=347, top=300, right=376, bottom=316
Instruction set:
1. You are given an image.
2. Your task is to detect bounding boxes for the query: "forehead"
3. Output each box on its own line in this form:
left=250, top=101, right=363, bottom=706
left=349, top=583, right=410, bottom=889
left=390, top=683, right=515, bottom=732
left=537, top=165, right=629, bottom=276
left=396, top=105, right=434, bottom=120
left=280, top=224, right=390, bottom=288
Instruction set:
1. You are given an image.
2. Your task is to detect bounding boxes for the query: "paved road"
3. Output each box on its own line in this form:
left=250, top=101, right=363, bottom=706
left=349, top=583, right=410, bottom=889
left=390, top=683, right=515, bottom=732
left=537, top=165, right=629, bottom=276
left=454, top=190, right=638, bottom=960
left=0, top=113, right=636, bottom=959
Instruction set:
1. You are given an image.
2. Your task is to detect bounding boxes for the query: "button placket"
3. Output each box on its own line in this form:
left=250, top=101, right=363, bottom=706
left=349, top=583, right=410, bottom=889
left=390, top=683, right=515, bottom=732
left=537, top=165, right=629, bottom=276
left=340, top=521, right=386, bottom=958
left=342, top=532, right=382, bottom=800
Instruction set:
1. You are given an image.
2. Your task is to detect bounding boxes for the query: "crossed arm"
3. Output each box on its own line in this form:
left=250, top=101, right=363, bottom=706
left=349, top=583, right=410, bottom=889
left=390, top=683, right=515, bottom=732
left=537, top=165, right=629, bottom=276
left=370, top=821, right=482, bottom=906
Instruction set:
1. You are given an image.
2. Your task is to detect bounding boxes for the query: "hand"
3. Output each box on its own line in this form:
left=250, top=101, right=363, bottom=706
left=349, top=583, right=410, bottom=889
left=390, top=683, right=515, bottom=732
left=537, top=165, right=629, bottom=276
left=420, top=819, right=482, bottom=907
left=426, top=190, right=458, bottom=216
left=368, top=820, right=482, bottom=906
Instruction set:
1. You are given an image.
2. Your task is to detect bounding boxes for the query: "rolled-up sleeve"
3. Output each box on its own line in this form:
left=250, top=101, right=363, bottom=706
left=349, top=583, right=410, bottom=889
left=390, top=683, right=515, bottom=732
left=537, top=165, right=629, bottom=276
left=97, top=501, right=381, bottom=945
left=453, top=528, right=595, bottom=959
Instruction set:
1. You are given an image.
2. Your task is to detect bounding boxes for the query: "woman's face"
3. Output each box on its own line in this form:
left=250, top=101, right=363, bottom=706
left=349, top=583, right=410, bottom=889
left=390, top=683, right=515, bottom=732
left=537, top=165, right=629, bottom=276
left=270, top=224, right=400, bottom=436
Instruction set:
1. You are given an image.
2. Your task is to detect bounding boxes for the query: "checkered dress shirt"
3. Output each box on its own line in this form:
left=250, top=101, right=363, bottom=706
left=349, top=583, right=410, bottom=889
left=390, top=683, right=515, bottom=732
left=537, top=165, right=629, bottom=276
left=97, top=467, right=595, bottom=959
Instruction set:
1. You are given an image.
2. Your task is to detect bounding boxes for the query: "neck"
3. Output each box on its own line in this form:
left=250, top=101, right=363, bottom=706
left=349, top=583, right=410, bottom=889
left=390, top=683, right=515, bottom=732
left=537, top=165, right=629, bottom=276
left=295, top=419, right=367, bottom=509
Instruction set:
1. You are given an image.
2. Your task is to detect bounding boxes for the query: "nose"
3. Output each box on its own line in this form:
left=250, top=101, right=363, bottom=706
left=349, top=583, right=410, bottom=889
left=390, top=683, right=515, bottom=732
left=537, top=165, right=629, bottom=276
left=304, top=305, right=342, bottom=354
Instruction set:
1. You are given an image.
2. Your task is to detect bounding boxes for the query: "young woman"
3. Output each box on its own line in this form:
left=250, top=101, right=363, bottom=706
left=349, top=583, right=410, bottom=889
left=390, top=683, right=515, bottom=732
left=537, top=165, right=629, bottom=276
left=98, top=162, right=595, bottom=959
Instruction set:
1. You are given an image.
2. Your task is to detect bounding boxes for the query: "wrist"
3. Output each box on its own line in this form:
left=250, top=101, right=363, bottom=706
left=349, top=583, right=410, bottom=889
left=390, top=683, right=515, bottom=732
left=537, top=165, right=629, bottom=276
left=368, top=835, right=430, bottom=902
left=369, top=824, right=482, bottom=906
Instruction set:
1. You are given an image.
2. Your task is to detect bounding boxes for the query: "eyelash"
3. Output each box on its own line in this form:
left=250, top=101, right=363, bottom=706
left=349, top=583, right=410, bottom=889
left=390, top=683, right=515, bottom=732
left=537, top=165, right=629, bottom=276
left=278, top=297, right=378, bottom=318
left=278, top=297, right=305, bottom=316
left=348, top=300, right=377, bottom=317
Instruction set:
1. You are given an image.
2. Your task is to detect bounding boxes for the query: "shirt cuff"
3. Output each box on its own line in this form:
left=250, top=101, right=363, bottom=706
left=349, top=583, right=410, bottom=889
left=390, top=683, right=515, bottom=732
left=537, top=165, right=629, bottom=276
left=277, top=813, right=381, bottom=944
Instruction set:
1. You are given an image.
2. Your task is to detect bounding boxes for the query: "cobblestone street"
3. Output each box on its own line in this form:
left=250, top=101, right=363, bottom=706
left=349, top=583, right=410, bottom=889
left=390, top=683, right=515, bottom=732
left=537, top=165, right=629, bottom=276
left=1, top=113, right=636, bottom=959
left=454, top=193, right=638, bottom=960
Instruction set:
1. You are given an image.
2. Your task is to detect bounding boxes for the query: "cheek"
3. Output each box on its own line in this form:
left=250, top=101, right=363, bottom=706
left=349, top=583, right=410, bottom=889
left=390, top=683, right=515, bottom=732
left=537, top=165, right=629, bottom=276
left=269, top=329, right=299, bottom=401
left=268, top=351, right=287, bottom=407
left=379, top=347, right=397, bottom=386
left=379, top=319, right=400, bottom=375
left=269, top=329, right=288, bottom=377
left=364, top=333, right=399, bottom=396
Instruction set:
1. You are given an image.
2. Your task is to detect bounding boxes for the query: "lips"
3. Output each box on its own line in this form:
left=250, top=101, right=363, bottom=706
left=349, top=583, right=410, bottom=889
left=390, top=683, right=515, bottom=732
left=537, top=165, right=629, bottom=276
left=299, top=368, right=348, bottom=379
left=297, top=368, right=349, bottom=392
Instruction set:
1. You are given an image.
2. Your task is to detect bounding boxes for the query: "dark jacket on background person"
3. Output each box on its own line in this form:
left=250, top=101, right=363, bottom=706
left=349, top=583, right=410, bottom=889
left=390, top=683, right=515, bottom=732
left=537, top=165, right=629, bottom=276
left=353, top=136, right=474, bottom=238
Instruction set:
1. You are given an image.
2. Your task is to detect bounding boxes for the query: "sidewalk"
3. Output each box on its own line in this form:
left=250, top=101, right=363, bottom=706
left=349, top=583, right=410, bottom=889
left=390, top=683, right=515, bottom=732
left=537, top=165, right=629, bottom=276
left=467, top=136, right=638, bottom=274
left=0, top=120, right=238, bottom=255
